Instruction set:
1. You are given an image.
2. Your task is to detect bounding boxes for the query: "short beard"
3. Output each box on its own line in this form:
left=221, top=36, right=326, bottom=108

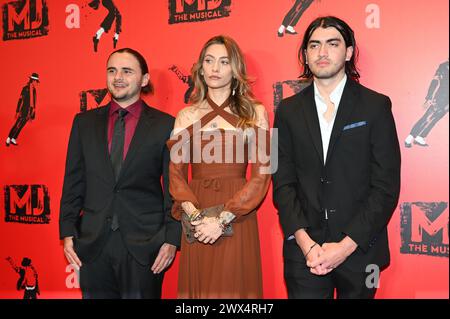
left=110, top=92, right=129, bottom=102
left=108, top=87, right=141, bottom=103
left=310, top=60, right=346, bottom=80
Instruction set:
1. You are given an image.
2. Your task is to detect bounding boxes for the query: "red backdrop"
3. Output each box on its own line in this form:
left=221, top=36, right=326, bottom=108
left=0, top=0, right=448, bottom=298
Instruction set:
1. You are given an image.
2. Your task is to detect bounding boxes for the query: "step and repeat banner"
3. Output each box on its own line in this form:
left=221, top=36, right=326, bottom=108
left=0, top=0, right=448, bottom=299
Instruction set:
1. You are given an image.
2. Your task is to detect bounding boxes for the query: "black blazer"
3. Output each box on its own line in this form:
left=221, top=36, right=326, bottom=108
left=59, top=102, right=180, bottom=266
left=273, top=79, right=401, bottom=271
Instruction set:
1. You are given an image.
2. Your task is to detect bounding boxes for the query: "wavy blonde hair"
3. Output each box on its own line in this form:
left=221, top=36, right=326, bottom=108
left=190, top=35, right=260, bottom=128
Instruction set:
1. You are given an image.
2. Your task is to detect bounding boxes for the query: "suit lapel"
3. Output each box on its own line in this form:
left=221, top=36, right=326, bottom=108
left=325, top=79, right=359, bottom=165
left=301, top=85, right=325, bottom=165
left=117, top=103, right=154, bottom=183
left=95, top=104, right=116, bottom=182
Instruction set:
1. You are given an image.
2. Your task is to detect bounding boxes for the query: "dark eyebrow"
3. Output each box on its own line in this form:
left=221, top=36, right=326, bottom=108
left=107, top=67, right=135, bottom=71
left=326, top=38, right=342, bottom=43
left=308, top=38, right=342, bottom=44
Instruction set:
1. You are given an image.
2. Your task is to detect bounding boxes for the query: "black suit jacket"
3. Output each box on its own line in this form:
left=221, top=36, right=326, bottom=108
left=59, top=101, right=180, bottom=266
left=273, top=79, right=401, bottom=271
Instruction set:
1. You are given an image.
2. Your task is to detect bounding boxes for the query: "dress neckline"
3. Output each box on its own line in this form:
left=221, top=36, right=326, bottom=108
left=206, top=94, right=231, bottom=111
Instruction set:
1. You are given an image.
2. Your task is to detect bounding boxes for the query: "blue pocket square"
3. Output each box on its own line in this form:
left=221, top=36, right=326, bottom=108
left=343, top=121, right=367, bottom=131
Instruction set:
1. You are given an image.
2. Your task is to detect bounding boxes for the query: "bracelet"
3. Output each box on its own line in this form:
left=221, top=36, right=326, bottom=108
left=304, top=242, right=318, bottom=258
left=189, top=209, right=201, bottom=221
left=215, top=217, right=226, bottom=234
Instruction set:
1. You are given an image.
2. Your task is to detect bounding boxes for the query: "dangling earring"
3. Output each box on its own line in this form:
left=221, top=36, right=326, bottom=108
left=232, top=77, right=237, bottom=96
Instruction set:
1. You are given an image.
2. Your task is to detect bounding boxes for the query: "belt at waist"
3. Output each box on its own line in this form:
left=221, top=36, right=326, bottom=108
left=191, top=176, right=245, bottom=192
left=191, top=163, right=246, bottom=180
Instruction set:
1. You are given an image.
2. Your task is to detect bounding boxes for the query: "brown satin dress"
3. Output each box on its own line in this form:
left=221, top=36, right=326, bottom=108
left=167, top=96, right=270, bottom=298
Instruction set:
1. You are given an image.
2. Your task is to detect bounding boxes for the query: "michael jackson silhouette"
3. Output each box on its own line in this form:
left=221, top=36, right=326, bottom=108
left=405, top=60, right=449, bottom=148
left=6, top=73, right=40, bottom=147
left=277, top=0, right=315, bottom=37
left=169, top=65, right=194, bottom=104
left=6, top=257, right=40, bottom=299
left=89, top=0, right=122, bottom=52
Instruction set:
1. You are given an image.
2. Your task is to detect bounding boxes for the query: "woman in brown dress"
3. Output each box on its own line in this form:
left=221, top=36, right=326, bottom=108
left=167, top=35, right=271, bottom=298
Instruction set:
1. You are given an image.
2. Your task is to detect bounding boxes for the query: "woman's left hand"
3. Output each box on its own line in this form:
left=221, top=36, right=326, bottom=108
left=191, top=216, right=223, bottom=244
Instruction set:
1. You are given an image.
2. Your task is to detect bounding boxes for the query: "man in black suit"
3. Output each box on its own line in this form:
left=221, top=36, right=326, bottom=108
left=273, top=16, right=401, bottom=298
left=59, top=48, right=180, bottom=298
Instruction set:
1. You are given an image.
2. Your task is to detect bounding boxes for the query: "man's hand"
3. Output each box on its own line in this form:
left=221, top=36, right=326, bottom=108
left=307, top=236, right=357, bottom=274
left=63, top=236, right=82, bottom=270
left=294, top=229, right=329, bottom=275
left=192, top=216, right=223, bottom=244
left=306, top=244, right=331, bottom=275
left=151, top=243, right=176, bottom=274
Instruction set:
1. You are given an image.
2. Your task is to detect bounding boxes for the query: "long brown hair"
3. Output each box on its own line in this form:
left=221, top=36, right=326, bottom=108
left=190, top=35, right=260, bottom=128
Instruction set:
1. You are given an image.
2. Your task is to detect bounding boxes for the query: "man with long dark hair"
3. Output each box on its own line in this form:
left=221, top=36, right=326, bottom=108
left=273, top=16, right=401, bottom=298
left=60, top=48, right=180, bottom=298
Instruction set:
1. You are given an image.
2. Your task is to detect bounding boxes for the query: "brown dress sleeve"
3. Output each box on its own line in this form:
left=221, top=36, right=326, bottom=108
left=166, top=108, right=200, bottom=221
left=167, top=159, right=200, bottom=221
left=224, top=105, right=271, bottom=218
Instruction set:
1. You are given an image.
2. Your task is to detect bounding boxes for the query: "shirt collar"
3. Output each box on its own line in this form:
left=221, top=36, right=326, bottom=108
left=109, top=99, right=143, bottom=118
left=313, top=74, right=347, bottom=106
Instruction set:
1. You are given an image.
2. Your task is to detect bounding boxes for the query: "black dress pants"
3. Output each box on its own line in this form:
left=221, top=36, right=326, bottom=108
left=79, top=230, right=163, bottom=299
left=284, top=258, right=377, bottom=299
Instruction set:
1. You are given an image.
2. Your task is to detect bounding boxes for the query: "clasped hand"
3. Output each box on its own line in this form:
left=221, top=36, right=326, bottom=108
left=191, top=216, right=223, bottom=244
left=305, top=238, right=357, bottom=275
left=181, top=201, right=223, bottom=244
